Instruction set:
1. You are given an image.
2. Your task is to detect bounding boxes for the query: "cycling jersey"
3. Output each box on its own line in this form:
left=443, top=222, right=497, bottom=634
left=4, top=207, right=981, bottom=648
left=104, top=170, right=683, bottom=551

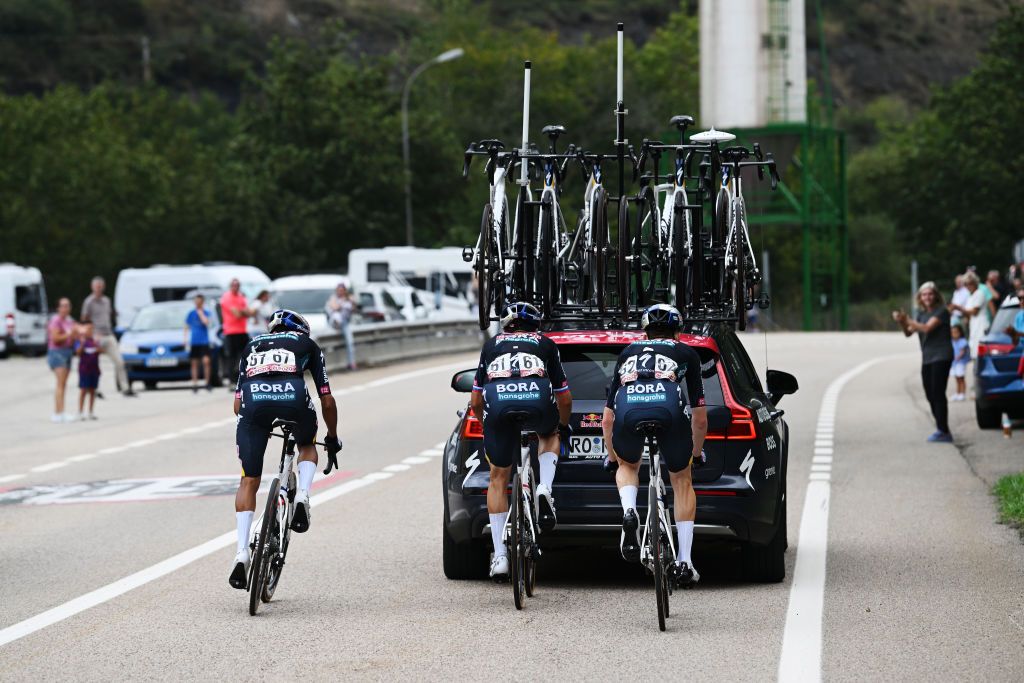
left=473, top=331, right=568, bottom=468
left=234, top=332, right=331, bottom=477
left=607, top=339, right=705, bottom=473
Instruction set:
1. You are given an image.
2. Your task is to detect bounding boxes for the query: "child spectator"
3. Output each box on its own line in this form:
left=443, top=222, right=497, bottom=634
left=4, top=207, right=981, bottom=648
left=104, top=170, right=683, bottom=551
left=949, top=324, right=969, bottom=401
left=184, top=294, right=213, bottom=392
left=76, top=321, right=101, bottom=420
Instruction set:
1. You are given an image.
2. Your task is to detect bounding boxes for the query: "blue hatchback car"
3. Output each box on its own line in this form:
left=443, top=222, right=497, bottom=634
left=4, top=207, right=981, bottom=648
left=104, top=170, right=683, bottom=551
left=119, top=301, right=223, bottom=390
left=975, top=294, right=1024, bottom=428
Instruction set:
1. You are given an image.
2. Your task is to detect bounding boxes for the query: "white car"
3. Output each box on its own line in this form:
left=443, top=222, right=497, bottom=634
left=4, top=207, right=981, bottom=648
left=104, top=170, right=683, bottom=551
left=270, top=274, right=349, bottom=340
left=0, top=263, right=48, bottom=357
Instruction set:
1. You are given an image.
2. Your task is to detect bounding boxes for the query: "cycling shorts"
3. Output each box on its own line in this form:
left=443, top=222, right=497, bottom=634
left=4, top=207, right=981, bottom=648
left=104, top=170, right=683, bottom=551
left=236, top=387, right=317, bottom=477
left=481, top=378, right=559, bottom=468
left=611, top=379, right=693, bottom=473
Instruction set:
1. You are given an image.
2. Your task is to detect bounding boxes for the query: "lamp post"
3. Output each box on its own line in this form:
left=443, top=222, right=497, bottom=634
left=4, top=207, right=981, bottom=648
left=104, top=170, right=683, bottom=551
left=402, top=47, right=464, bottom=246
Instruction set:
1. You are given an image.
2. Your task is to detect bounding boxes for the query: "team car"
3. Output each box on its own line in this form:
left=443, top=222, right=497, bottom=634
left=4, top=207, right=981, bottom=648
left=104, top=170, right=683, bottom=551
left=442, top=321, right=798, bottom=582
left=974, top=293, right=1024, bottom=428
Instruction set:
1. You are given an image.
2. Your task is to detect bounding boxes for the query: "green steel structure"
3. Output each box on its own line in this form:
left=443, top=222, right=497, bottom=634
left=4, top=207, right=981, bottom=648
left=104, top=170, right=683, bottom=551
left=728, top=0, right=849, bottom=330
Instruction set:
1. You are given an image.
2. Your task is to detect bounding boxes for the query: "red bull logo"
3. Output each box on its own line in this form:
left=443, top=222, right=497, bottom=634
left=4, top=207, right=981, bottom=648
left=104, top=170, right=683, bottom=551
left=579, top=412, right=602, bottom=429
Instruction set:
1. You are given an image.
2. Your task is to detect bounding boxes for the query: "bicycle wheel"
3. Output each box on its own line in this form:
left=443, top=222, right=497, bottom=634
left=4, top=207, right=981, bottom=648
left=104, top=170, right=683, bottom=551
left=634, top=186, right=661, bottom=306
left=649, top=476, right=667, bottom=631
left=689, top=201, right=705, bottom=311
left=537, top=199, right=556, bottom=319
left=714, top=189, right=733, bottom=306
left=510, top=471, right=525, bottom=610
left=262, top=486, right=290, bottom=602
left=734, top=196, right=748, bottom=330
left=524, top=490, right=537, bottom=598
left=249, top=477, right=279, bottom=616
left=671, top=194, right=688, bottom=309
left=476, top=204, right=493, bottom=330
left=592, top=186, right=608, bottom=314
left=616, top=198, right=631, bottom=319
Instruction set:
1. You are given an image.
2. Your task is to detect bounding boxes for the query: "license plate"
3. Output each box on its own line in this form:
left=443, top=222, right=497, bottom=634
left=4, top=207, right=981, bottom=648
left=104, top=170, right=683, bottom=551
left=568, top=435, right=606, bottom=459
left=145, top=357, right=178, bottom=368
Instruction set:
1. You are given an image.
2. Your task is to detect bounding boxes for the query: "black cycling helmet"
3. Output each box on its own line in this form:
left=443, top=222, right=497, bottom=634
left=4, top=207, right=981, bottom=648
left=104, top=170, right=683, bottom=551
left=500, top=302, right=542, bottom=332
left=641, top=303, right=681, bottom=336
left=268, top=309, right=311, bottom=336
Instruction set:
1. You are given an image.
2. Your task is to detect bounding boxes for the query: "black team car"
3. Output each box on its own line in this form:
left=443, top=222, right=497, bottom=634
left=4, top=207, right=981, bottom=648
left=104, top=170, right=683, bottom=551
left=441, top=322, right=798, bottom=582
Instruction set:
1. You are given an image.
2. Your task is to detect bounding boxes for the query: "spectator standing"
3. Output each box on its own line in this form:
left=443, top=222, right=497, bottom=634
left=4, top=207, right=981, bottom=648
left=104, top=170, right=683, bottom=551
left=81, top=276, right=135, bottom=396
left=253, top=290, right=275, bottom=329
left=1005, top=286, right=1024, bottom=346
left=985, top=269, right=1005, bottom=320
left=950, top=274, right=969, bottom=326
left=892, top=282, right=954, bottom=442
left=184, top=294, right=213, bottom=392
left=46, top=297, right=76, bottom=422
left=220, top=279, right=250, bottom=390
left=949, top=324, right=969, bottom=401
left=76, top=321, right=101, bottom=420
left=326, top=283, right=357, bottom=370
left=951, top=271, right=987, bottom=359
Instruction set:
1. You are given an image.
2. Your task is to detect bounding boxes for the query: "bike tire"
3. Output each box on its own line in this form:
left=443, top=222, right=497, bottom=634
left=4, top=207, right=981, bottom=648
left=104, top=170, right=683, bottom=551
left=593, top=186, right=608, bottom=314
left=249, top=478, right=279, bottom=616
left=690, top=200, right=705, bottom=310
left=262, top=486, right=290, bottom=602
left=735, top=196, right=748, bottom=330
left=538, top=199, right=555, bottom=320
left=649, top=477, right=667, bottom=632
left=672, top=193, right=688, bottom=310
left=477, top=204, right=493, bottom=330
left=510, top=471, right=525, bottom=610
left=617, top=198, right=631, bottom=319
left=524, top=488, right=537, bottom=598
left=635, top=186, right=662, bottom=306
left=714, top=189, right=732, bottom=306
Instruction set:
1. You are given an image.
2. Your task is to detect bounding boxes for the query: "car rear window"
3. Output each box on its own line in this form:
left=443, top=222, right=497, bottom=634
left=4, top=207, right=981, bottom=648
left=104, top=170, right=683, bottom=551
left=990, top=306, right=1020, bottom=337
left=559, top=344, right=724, bottom=407
left=15, top=284, right=44, bottom=314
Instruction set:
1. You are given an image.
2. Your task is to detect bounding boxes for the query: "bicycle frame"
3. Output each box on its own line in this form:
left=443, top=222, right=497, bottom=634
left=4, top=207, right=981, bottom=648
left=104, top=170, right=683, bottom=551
left=639, top=442, right=677, bottom=568
left=719, top=166, right=758, bottom=276
left=504, top=432, right=539, bottom=546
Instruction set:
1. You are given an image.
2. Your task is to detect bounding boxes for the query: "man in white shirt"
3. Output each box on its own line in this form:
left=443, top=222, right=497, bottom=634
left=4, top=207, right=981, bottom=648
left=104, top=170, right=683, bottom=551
left=951, top=271, right=988, bottom=358
left=950, top=274, right=969, bottom=326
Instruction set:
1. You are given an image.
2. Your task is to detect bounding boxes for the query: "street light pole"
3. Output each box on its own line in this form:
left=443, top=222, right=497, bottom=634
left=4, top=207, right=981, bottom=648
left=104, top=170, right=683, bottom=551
left=401, top=47, right=464, bottom=246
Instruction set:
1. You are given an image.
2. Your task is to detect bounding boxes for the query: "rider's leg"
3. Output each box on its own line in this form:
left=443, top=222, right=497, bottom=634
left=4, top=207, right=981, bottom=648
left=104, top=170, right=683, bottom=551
left=296, top=443, right=318, bottom=495
left=537, top=432, right=559, bottom=490
left=669, top=464, right=696, bottom=565
left=616, top=457, right=641, bottom=512
left=235, top=475, right=261, bottom=552
left=487, top=463, right=512, bottom=557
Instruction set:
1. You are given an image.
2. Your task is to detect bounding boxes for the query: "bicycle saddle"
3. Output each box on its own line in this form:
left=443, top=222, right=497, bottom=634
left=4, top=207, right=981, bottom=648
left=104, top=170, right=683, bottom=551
left=478, top=138, right=505, bottom=151
left=541, top=124, right=566, bottom=137
left=634, top=420, right=664, bottom=435
left=505, top=409, right=534, bottom=424
left=669, top=114, right=694, bottom=129
left=272, top=418, right=298, bottom=431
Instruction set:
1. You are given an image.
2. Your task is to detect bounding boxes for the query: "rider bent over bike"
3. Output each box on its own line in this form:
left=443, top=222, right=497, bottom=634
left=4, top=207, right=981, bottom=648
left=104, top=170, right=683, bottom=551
left=602, top=304, right=708, bottom=586
left=470, top=302, right=573, bottom=580
left=229, top=309, right=342, bottom=589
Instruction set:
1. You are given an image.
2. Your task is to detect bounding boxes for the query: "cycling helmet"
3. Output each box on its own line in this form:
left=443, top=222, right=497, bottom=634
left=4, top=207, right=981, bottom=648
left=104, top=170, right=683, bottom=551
left=641, top=303, right=681, bottom=335
left=500, top=302, right=542, bottom=332
left=267, top=309, right=311, bottom=336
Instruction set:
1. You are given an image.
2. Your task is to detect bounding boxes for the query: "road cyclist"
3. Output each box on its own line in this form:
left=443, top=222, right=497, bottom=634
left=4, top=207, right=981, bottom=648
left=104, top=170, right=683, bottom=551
left=469, top=302, right=573, bottom=580
left=229, top=309, right=342, bottom=589
left=601, top=303, right=709, bottom=587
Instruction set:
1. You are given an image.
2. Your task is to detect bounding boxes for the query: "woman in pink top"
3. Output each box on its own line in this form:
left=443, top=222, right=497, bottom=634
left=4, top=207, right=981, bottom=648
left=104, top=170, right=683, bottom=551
left=46, top=297, right=77, bottom=422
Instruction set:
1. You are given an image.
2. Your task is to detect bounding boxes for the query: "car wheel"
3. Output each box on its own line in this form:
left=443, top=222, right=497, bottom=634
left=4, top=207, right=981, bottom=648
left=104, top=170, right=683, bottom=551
left=144, top=380, right=158, bottom=391
left=442, top=517, right=489, bottom=580
left=742, top=495, right=786, bottom=583
left=975, top=400, right=1001, bottom=429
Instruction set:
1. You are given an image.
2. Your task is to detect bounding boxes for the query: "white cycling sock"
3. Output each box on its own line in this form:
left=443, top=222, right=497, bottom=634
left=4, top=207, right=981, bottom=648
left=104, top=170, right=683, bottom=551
left=489, top=512, right=508, bottom=558
left=676, top=520, right=694, bottom=564
left=539, top=451, right=558, bottom=490
left=619, top=485, right=638, bottom=513
left=297, top=460, right=316, bottom=494
left=236, top=511, right=254, bottom=554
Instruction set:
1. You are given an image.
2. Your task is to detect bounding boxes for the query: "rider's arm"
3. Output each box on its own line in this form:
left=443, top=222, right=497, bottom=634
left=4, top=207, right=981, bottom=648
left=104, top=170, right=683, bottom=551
left=469, top=343, right=490, bottom=417
left=556, top=389, right=572, bottom=425
left=602, top=407, right=617, bottom=460
left=544, top=338, right=572, bottom=425
left=683, top=347, right=708, bottom=459
left=232, top=352, right=246, bottom=415
left=320, top=394, right=339, bottom=438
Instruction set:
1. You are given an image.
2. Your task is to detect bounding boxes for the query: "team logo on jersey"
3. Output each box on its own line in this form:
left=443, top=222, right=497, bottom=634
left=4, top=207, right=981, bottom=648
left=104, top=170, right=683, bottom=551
left=579, top=413, right=602, bottom=428
left=624, top=382, right=667, bottom=403
left=495, top=380, right=542, bottom=401
left=249, top=381, right=298, bottom=402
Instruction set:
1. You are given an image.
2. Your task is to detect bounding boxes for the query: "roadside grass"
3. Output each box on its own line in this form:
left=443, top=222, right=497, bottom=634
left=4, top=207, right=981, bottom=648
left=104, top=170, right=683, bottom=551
left=993, top=472, right=1024, bottom=534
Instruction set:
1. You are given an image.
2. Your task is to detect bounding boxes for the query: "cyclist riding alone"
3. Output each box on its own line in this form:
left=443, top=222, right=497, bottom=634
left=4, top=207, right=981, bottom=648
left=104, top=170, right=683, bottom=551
left=229, top=309, right=342, bottom=589
left=470, top=302, right=573, bottom=580
left=601, top=303, right=708, bottom=587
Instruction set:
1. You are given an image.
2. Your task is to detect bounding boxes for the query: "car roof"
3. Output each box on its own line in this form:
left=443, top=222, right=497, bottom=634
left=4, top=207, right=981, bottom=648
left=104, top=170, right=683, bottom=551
left=272, top=274, right=347, bottom=289
left=1000, top=295, right=1020, bottom=309
left=543, top=329, right=720, bottom=355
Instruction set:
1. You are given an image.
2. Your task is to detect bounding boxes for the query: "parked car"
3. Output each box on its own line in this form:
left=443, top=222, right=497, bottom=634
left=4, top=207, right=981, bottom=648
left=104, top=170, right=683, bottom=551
left=442, top=323, right=798, bottom=583
left=356, top=285, right=407, bottom=323
left=0, top=263, right=48, bottom=358
left=271, top=274, right=345, bottom=340
left=975, top=294, right=1024, bottom=428
left=119, top=301, right=222, bottom=390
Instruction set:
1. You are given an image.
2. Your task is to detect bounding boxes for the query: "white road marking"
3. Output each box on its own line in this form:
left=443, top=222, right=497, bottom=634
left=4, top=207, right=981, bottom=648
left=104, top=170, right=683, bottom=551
left=402, top=456, right=430, bottom=465
left=363, top=471, right=394, bottom=481
left=154, top=433, right=178, bottom=441
left=125, top=439, right=156, bottom=449
left=30, top=462, right=68, bottom=473
left=421, top=450, right=444, bottom=457
left=810, top=464, right=832, bottom=472
left=778, top=355, right=904, bottom=683
left=67, top=454, right=97, bottom=463
left=0, top=474, right=26, bottom=484
left=98, top=446, right=128, bottom=455
left=813, top=440, right=833, bottom=448
left=811, top=456, right=833, bottom=464
left=383, top=464, right=411, bottom=472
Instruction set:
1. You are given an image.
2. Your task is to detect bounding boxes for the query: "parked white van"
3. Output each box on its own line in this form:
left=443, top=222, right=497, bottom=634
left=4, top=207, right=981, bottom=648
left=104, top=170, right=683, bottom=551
left=114, top=263, right=270, bottom=328
left=347, top=247, right=473, bottom=319
left=270, top=274, right=348, bottom=340
left=0, top=263, right=48, bottom=357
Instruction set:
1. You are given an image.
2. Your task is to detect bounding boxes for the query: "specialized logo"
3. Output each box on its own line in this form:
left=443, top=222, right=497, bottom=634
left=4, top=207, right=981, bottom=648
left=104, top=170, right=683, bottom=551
left=463, top=450, right=482, bottom=489
left=579, top=412, right=602, bottom=428
left=487, top=352, right=546, bottom=380
left=740, top=450, right=755, bottom=490
left=495, top=380, right=541, bottom=401
left=246, top=349, right=297, bottom=377
left=249, top=380, right=298, bottom=401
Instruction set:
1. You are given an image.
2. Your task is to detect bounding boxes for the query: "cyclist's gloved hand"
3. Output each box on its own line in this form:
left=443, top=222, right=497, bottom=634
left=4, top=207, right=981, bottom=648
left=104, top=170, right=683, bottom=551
left=323, top=434, right=343, bottom=474
left=557, top=423, right=573, bottom=457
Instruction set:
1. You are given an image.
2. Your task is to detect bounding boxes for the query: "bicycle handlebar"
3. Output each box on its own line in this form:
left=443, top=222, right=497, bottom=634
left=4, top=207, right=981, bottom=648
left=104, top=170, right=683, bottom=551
left=268, top=430, right=333, bottom=448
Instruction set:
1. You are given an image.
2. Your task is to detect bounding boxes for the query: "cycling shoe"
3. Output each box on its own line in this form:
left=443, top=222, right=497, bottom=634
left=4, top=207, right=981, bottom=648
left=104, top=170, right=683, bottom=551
left=536, top=484, right=557, bottom=532
left=291, top=492, right=311, bottom=533
left=229, top=550, right=250, bottom=590
left=620, top=509, right=641, bottom=563
left=489, top=555, right=509, bottom=581
left=672, top=561, right=700, bottom=588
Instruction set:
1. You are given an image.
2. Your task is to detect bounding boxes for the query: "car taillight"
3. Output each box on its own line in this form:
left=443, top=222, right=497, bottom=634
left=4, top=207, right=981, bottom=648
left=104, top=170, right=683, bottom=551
left=4, top=313, right=13, bottom=335
left=705, top=367, right=757, bottom=441
left=978, top=342, right=1014, bottom=357
left=462, top=407, right=484, bottom=440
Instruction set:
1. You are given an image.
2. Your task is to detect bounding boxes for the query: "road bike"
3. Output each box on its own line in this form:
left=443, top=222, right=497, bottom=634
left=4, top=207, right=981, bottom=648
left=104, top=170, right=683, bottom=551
left=246, top=420, right=333, bottom=616
left=502, top=410, right=543, bottom=609
left=564, top=150, right=612, bottom=313
left=532, top=125, right=576, bottom=319
left=635, top=420, right=677, bottom=632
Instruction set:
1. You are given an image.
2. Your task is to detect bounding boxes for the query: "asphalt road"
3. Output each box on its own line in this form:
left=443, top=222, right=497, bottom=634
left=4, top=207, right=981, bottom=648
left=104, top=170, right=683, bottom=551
left=1, top=334, right=1022, bottom=681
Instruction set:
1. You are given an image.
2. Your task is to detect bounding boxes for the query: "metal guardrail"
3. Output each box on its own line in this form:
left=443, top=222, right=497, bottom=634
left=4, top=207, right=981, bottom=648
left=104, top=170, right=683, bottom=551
left=318, top=319, right=483, bottom=372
